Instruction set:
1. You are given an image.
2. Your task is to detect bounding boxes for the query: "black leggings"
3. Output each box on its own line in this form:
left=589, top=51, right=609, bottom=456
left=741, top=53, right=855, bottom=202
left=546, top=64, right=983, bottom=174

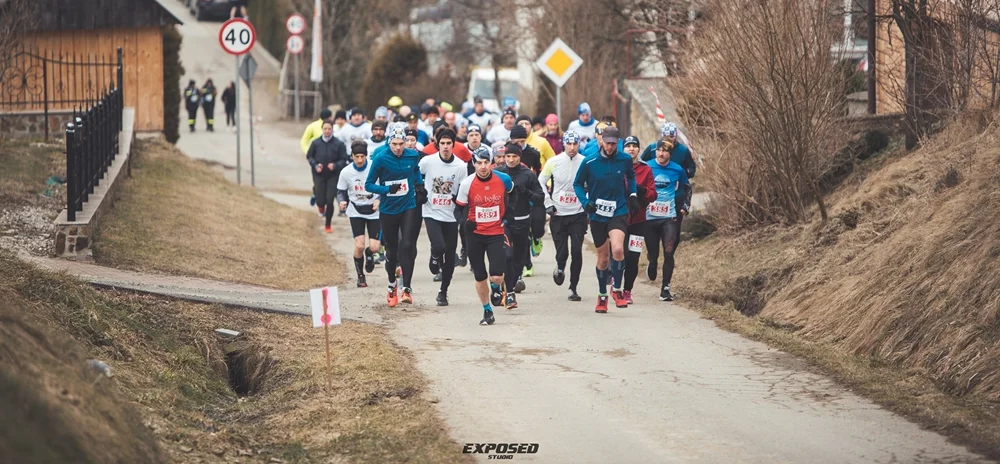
left=313, top=173, right=338, bottom=227
left=550, top=212, right=587, bottom=290
left=645, top=218, right=681, bottom=288
left=624, top=223, right=647, bottom=291
left=381, top=207, right=422, bottom=288
left=226, top=107, right=236, bottom=126
left=504, top=221, right=531, bottom=290
left=424, top=218, right=459, bottom=292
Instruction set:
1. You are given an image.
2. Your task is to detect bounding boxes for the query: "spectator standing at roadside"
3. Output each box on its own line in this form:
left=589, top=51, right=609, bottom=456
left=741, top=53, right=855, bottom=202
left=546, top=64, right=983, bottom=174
left=221, top=81, right=236, bottom=129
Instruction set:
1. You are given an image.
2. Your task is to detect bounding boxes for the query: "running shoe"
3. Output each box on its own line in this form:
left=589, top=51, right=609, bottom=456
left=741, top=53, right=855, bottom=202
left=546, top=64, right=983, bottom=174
left=530, top=238, right=543, bottom=257
left=647, top=261, right=657, bottom=281
left=490, top=284, right=504, bottom=307
left=568, top=290, right=582, bottom=301
left=365, top=253, right=375, bottom=273
left=595, top=295, right=609, bottom=313
left=505, top=293, right=518, bottom=310
left=623, top=290, right=633, bottom=304
left=401, top=287, right=413, bottom=304
left=523, top=265, right=534, bottom=277
left=357, top=274, right=367, bottom=288
left=310, top=196, right=316, bottom=206
left=338, top=210, right=346, bottom=217
left=433, top=272, right=442, bottom=282
left=514, top=278, right=526, bottom=293
left=659, top=286, right=674, bottom=302
left=612, top=290, right=629, bottom=308
left=387, top=287, right=398, bottom=308
left=318, top=205, right=326, bottom=216
left=429, top=256, right=441, bottom=275
left=457, top=249, right=468, bottom=267
left=553, top=268, right=565, bottom=286
left=480, top=309, right=496, bottom=326
left=436, top=291, right=449, bottom=306
left=324, top=225, right=332, bottom=233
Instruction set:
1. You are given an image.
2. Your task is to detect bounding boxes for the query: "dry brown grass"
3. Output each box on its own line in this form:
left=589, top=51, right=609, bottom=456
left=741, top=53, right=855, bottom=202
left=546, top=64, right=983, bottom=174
left=95, top=137, right=343, bottom=290
left=0, top=250, right=468, bottom=463
left=671, top=120, right=1000, bottom=457
left=0, top=138, right=65, bottom=206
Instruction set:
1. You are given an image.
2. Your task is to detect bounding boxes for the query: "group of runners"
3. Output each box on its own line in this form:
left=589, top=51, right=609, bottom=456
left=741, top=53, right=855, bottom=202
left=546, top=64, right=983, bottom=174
left=302, top=98, right=695, bottom=326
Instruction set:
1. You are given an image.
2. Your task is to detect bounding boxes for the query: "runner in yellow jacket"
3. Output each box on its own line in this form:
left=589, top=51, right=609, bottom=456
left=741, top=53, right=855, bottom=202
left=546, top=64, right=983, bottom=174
left=302, top=109, right=333, bottom=212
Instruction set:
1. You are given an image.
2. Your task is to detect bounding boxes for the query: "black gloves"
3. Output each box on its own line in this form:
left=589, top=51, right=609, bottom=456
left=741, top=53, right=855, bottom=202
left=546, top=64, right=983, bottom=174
left=415, top=184, right=428, bottom=205
left=636, top=184, right=647, bottom=199
left=388, top=183, right=401, bottom=194
left=628, top=194, right=641, bottom=213
left=585, top=202, right=598, bottom=214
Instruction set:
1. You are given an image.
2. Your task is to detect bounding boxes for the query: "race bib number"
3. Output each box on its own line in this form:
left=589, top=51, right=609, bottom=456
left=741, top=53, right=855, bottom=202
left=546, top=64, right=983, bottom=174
left=189, top=94, right=199, bottom=103
left=628, top=235, right=645, bottom=253
left=430, top=193, right=453, bottom=208
left=386, top=179, right=408, bottom=197
left=555, top=191, right=578, bottom=206
left=205, top=95, right=213, bottom=102
left=594, top=199, right=616, bottom=218
left=475, top=205, right=500, bottom=222
left=648, top=201, right=674, bottom=218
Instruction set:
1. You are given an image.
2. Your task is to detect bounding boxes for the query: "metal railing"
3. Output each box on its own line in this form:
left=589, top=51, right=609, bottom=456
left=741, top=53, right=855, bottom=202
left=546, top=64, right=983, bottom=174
left=64, top=84, right=123, bottom=221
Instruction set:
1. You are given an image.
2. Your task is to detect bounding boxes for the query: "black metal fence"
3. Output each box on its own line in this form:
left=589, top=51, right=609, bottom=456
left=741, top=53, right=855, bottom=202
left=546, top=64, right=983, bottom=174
left=1, top=47, right=122, bottom=138
left=64, top=81, right=124, bottom=222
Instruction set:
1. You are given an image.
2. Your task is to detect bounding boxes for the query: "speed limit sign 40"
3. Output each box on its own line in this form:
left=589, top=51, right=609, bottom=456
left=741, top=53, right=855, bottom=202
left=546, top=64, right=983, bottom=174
left=286, top=35, right=305, bottom=55
left=219, top=18, right=256, bottom=55
left=286, top=14, right=306, bottom=35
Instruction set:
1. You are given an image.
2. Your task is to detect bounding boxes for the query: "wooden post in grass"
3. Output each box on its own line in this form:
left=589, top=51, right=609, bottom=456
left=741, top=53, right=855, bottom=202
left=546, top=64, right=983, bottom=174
left=311, top=286, right=340, bottom=392
left=322, top=288, right=332, bottom=392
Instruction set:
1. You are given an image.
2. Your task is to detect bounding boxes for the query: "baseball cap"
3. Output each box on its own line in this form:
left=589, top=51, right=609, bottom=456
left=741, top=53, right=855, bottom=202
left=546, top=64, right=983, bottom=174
left=405, top=113, right=419, bottom=122
left=468, top=124, right=482, bottom=134
left=578, top=102, right=592, bottom=115
left=602, top=126, right=620, bottom=145
left=624, top=135, right=640, bottom=147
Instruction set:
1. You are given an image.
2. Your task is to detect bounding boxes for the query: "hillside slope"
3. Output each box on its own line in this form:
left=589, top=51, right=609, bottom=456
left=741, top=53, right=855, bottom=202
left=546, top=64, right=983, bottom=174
left=676, top=122, right=1000, bottom=453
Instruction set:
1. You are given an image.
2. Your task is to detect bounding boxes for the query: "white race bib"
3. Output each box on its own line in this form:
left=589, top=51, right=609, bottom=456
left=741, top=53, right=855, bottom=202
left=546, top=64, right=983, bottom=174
left=386, top=179, right=408, bottom=197
left=555, top=190, right=578, bottom=206
left=189, top=94, right=199, bottom=102
left=628, top=235, right=644, bottom=253
left=430, top=193, right=453, bottom=208
left=205, top=95, right=213, bottom=103
left=594, top=199, right=616, bottom=217
left=475, top=205, right=500, bottom=222
left=648, top=201, right=674, bottom=218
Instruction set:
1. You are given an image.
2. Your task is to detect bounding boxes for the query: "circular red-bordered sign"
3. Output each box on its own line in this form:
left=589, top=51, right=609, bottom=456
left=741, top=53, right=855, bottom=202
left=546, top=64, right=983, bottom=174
left=219, top=18, right=256, bottom=56
left=286, top=14, right=306, bottom=35
left=286, top=35, right=305, bottom=55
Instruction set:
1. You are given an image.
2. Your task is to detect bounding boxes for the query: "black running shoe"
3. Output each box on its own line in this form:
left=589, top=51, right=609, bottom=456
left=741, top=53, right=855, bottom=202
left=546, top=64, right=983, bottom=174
left=433, top=272, right=442, bottom=282
left=505, top=293, right=518, bottom=309
left=659, top=286, right=675, bottom=302
left=568, top=290, right=582, bottom=301
left=357, top=274, right=367, bottom=288
left=429, top=256, right=441, bottom=275
left=490, top=284, right=503, bottom=307
left=457, top=249, right=468, bottom=267
left=480, top=309, right=495, bottom=326
left=553, top=268, right=565, bottom=286
left=436, top=291, right=449, bottom=306
left=365, top=252, right=375, bottom=273
left=514, top=278, right=526, bottom=293
left=647, top=261, right=658, bottom=281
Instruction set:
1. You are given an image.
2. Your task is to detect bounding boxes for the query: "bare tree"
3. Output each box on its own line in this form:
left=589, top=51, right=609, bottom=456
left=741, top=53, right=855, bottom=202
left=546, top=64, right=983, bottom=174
left=0, top=0, right=36, bottom=87
left=693, top=0, right=848, bottom=228
left=451, top=0, right=519, bottom=105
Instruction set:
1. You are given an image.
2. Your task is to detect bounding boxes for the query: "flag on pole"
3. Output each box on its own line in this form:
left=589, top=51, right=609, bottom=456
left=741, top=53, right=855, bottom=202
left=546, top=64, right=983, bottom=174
left=649, top=86, right=666, bottom=125
left=309, top=0, right=323, bottom=83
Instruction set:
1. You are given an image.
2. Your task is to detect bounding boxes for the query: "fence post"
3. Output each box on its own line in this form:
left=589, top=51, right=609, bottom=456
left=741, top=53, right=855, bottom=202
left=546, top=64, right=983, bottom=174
left=66, top=122, right=77, bottom=222
left=43, top=60, right=50, bottom=140
left=117, top=47, right=123, bottom=128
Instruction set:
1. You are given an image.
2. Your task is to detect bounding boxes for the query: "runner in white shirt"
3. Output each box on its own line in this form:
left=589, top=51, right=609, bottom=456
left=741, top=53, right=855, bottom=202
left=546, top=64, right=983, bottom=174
left=537, top=130, right=587, bottom=301
left=485, top=108, right=516, bottom=145
left=338, top=107, right=373, bottom=145
left=338, top=140, right=382, bottom=288
left=566, top=102, right=598, bottom=144
left=466, top=96, right=497, bottom=130
left=418, top=128, right=468, bottom=306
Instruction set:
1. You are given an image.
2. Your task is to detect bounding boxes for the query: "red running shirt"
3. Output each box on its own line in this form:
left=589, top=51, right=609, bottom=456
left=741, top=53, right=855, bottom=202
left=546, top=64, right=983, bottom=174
left=456, top=170, right=514, bottom=236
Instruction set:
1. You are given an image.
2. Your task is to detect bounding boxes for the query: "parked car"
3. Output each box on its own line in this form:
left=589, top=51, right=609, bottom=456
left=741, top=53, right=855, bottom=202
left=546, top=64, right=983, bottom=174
left=190, top=0, right=232, bottom=22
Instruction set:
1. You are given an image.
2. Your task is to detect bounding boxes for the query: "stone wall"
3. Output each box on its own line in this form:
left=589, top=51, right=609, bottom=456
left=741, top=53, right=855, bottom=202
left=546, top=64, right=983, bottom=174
left=0, top=111, right=75, bottom=138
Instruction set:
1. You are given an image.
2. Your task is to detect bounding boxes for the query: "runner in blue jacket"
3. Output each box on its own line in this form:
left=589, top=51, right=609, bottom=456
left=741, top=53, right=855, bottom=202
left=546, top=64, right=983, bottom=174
left=573, top=126, right=639, bottom=313
left=365, top=123, right=427, bottom=308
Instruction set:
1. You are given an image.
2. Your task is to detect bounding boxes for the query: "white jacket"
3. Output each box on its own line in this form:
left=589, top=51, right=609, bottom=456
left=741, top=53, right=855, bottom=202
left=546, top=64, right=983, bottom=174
left=538, top=151, right=585, bottom=216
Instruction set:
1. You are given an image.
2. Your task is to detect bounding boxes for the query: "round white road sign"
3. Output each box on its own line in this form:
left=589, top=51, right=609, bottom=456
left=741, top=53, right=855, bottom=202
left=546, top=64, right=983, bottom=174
left=286, top=14, right=306, bottom=35
left=286, top=35, right=305, bottom=55
left=219, top=18, right=256, bottom=56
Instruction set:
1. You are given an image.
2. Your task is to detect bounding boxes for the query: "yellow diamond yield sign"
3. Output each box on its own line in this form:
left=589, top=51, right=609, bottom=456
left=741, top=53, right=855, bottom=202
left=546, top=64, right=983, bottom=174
left=536, top=38, right=583, bottom=88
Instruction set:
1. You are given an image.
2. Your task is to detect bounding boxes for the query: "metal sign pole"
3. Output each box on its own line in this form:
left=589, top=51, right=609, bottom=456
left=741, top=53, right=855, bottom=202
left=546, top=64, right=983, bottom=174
left=556, top=86, right=561, bottom=126
left=235, top=55, right=242, bottom=185
left=248, top=79, right=256, bottom=187
left=294, top=53, right=300, bottom=121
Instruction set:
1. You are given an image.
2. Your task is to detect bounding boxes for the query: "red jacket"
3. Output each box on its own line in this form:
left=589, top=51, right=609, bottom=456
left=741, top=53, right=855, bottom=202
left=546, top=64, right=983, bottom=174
left=628, top=161, right=657, bottom=225
left=421, top=142, right=472, bottom=163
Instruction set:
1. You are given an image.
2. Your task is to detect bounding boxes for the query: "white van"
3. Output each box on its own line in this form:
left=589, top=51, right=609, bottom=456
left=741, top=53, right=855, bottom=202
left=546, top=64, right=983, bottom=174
left=467, top=67, right=521, bottom=114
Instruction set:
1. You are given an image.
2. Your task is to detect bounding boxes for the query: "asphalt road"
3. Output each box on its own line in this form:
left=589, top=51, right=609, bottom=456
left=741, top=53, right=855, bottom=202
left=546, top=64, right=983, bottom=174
left=167, top=6, right=991, bottom=462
